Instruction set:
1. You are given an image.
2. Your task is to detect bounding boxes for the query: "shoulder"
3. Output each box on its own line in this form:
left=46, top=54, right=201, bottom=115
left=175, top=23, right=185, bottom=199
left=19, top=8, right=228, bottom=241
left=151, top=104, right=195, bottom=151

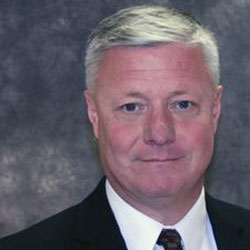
left=206, top=193, right=250, bottom=232
left=206, top=193, right=250, bottom=220
left=0, top=180, right=107, bottom=250
left=0, top=203, right=81, bottom=250
left=206, top=193, right=250, bottom=248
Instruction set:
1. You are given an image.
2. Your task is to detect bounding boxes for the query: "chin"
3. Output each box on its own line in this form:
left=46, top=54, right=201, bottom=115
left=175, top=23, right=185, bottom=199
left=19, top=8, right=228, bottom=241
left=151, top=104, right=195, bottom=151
left=131, top=178, right=184, bottom=199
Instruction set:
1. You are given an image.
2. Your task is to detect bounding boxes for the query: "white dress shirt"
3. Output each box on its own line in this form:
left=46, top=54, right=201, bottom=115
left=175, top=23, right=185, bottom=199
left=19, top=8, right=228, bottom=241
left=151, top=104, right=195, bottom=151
left=106, top=180, right=218, bottom=250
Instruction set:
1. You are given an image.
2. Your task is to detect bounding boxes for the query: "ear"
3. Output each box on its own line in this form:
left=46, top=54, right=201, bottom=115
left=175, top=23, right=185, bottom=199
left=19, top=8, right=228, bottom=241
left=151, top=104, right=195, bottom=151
left=212, top=85, right=223, bottom=133
left=84, top=91, right=99, bottom=139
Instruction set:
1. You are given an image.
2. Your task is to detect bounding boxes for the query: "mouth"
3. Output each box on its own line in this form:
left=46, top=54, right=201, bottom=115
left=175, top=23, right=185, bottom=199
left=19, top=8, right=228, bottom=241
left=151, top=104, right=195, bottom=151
left=133, top=156, right=184, bottom=162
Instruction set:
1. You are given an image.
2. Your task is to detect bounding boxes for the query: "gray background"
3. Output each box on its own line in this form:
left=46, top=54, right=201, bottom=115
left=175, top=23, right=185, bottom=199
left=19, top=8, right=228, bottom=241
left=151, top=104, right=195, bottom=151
left=0, top=0, right=250, bottom=238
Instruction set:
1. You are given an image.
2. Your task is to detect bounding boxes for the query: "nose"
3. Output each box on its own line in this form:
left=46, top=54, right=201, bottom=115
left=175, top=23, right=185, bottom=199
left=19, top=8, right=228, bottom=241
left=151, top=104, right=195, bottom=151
left=143, top=107, right=175, bottom=146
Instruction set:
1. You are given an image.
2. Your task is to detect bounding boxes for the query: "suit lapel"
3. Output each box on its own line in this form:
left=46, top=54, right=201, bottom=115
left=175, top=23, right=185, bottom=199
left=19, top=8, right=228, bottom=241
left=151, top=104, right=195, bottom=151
left=66, top=181, right=250, bottom=250
left=206, top=194, right=250, bottom=250
left=70, top=178, right=128, bottom=250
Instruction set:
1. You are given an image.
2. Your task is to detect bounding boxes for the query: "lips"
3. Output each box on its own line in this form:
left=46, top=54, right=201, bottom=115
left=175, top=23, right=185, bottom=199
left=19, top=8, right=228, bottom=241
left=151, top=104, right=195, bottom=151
left=140, top=157, right=182, bottom=162
left=131, top=148, right=185, bottom=163
left=132, top=155, right=184, bottom=162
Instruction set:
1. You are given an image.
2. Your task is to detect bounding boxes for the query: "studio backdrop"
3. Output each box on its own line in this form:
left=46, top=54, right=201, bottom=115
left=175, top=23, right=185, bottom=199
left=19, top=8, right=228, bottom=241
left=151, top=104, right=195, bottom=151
left=0, top=0, right=250, bottom=237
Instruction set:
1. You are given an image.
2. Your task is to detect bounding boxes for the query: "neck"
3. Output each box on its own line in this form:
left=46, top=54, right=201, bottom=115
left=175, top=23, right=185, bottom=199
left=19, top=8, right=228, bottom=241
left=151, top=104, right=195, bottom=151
left=108, top=179, right=203, bottom=225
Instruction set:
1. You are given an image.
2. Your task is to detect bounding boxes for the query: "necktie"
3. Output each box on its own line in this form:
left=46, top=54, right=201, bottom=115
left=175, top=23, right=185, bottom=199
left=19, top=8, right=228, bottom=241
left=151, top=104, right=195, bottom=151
left=157, top=229, right=184, bottom=250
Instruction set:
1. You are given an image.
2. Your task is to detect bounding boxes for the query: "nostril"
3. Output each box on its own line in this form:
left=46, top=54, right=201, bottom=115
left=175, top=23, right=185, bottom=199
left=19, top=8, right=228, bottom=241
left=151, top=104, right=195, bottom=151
left=143, top=108, right=176, bottom=145
left=143, top=122, right=175, bottom=146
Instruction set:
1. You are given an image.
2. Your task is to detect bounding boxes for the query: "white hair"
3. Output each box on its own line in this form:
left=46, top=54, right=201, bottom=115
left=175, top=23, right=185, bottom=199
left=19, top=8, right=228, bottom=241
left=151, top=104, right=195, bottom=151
left=85, top=5, right=220, bottom=94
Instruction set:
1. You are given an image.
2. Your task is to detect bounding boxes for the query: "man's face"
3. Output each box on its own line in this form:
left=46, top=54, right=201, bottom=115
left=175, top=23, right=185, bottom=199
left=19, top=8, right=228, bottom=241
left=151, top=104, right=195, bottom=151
left=85, top=43, right=222, bottom=204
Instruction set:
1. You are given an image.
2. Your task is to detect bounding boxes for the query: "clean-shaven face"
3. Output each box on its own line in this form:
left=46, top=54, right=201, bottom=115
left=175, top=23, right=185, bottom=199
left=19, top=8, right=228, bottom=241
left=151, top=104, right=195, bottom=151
left=85, top=43, right=222, bottom=205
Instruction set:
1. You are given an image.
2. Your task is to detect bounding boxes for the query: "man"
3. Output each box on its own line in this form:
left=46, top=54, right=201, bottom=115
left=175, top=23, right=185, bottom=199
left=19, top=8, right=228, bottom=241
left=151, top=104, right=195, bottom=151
left=1, top=5, right=250, bottom=250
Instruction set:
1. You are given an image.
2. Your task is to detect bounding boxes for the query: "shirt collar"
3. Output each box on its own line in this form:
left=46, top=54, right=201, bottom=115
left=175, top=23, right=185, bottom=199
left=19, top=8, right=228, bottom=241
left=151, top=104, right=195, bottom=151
left=166, top=187, right=207, bottom=250
left=106, top=180, right=207, bottom=250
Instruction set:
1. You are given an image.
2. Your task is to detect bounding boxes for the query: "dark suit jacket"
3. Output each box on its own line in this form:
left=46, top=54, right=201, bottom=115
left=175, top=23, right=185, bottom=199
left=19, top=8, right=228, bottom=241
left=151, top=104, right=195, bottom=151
left=1, top=178, right=250, bottom=250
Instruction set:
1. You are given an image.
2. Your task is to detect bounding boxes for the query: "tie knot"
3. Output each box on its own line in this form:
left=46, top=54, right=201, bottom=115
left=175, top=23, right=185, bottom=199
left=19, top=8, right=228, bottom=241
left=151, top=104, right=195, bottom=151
left=157, top=229, right=183, bottom=250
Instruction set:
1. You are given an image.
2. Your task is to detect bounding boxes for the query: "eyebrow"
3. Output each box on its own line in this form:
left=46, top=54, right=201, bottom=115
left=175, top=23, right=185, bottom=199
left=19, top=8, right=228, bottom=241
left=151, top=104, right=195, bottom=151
left=168, top=90, right=188, bottom=98
left=125, top=92, right=148, bottom=99
left=125, top=90, right=188, bottom=99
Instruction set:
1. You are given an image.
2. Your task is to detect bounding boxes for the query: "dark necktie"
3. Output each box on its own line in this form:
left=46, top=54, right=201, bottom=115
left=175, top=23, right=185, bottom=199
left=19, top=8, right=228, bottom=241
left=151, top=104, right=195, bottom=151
left=156, top=229, right=184, bottom=250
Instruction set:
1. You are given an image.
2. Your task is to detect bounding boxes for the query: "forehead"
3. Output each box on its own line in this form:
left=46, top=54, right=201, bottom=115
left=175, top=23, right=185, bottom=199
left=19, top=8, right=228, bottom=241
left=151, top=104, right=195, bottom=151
left=96, top=43, right=213, bottom=95
left=99, top=43, right=206, bottom=68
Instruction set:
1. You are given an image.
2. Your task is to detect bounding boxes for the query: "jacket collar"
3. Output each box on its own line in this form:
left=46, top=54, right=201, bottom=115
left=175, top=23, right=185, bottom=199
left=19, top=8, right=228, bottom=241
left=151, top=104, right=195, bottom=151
left=71, top=178, right=128, bottom=250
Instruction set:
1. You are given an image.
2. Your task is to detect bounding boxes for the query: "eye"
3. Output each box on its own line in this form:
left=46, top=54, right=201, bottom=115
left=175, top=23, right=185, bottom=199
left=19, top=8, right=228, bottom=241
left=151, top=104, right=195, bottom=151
left=122, top=103, right=138, bottom=112
left=119, top=102, right=145, bottom=114
left=176, top=100, right=192, bottom=109
left=169, top=100, right=197, bottom=115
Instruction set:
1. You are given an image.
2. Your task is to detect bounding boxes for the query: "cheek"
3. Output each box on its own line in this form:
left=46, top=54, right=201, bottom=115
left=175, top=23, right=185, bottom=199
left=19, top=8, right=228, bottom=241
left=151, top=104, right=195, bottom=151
left=99, top=118, right=140, bottom=155
left=179, top=120, right=215, bottom=160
